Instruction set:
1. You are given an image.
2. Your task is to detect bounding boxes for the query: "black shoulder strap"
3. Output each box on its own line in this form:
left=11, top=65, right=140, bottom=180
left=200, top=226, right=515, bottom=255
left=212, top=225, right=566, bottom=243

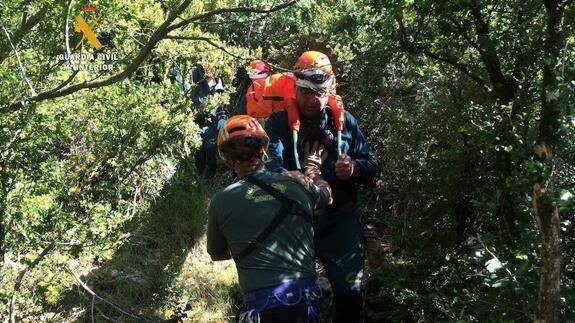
left=233, top=174, right=306, bottom=263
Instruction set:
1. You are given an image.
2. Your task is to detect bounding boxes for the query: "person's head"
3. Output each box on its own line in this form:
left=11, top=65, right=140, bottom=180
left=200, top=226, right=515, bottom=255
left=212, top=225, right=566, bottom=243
left=216, top=105, right=229, bottom=119
left=293, top=51, right=335, bottom=119
left=217, top=115, right=269, bottom=175
left=248, top=59, right=270, bottom=80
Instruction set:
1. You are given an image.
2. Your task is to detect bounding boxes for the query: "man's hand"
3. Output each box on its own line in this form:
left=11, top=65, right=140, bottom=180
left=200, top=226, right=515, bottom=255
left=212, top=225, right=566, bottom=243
left=335, top=154, right=355, bottom=180
left=301, top=141, right=328, bottom=176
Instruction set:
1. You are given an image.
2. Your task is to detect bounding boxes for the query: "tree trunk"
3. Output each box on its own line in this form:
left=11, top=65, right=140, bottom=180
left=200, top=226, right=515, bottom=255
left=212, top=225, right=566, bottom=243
left=0, top=180, right=7, bottom=266
left=0, top=202, right=5, bottom=265
left=533, top=1, right=565, bottom=321
left=471, top=0, right=522, bottom=241
left=533, top=190, right=561, bottom=323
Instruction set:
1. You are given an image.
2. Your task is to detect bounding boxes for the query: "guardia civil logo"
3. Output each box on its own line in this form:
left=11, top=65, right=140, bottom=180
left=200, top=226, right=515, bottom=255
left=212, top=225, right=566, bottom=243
left=58, top=2, right=118, bottom=71
left=74, top=3, right=102, bottom=50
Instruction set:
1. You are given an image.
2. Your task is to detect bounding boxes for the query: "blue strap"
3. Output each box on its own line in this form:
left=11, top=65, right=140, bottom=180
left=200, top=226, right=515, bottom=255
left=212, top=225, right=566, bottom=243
left=244, top=278, right=321, bottom=311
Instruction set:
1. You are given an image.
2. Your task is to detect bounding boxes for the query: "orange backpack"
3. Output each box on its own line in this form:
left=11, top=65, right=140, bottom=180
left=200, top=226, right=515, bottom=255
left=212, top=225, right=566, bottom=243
left=261, top=73, right=296, bottom=113
left=245, top=78, right=268, bottom=118
left=246, top=73, right=295, bottom=118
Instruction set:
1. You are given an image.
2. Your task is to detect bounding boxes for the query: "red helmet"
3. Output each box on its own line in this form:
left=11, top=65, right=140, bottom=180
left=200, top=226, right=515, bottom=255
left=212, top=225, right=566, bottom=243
left=217, top=115, right=269, bottom=161
left=248, top=59, right=270, bottom=80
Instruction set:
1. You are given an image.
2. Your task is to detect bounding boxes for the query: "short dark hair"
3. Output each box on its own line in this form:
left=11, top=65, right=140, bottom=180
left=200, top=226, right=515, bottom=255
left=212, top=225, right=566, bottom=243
left=219, top=136, right=265, bottom=162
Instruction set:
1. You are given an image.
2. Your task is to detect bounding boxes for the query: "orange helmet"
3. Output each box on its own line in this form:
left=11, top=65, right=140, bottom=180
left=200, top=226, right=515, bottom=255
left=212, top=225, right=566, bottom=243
left=294, top=51, right=333, bottom=74
left=293, top=51, right=336, bottom=93
left=217, top=115, right=269, bottom=161
left=248, top=59, right=270, bottom=80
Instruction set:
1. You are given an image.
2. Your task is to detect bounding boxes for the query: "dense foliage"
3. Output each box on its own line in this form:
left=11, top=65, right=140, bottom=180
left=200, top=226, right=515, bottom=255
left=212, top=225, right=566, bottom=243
left=0, top=0, right=573, bottom=321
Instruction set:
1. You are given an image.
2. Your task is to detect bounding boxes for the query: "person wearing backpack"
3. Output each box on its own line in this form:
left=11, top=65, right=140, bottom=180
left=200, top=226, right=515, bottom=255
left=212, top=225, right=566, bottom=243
left=264, top=51, right=378, bottom=323
left=207, top=115, right=333, bottom=323
left=244, top=59, right=271, bottom=125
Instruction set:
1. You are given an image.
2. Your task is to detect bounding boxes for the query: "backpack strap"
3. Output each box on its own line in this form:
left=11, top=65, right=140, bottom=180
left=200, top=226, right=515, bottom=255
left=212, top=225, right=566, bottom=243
left=233, top=174, right=310, bottom=263
left=262, top=95, right=284, bottom=101
left=249, top=82, right=260, bottom=102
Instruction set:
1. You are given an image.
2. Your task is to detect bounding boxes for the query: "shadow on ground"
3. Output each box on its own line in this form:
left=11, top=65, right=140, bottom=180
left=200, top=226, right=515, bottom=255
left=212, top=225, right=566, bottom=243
left=56, top=158, right=241, bottom=322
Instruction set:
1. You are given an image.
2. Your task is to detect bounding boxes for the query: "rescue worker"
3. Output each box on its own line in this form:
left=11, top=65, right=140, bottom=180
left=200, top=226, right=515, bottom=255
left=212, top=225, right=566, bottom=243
left=245, top=59, right=272, bottom=126
left=265, top=51, right=378, bottom=322
left=214, top=105, right=229, bottom=131
left=195, top=113, right=218, bottom=178
left=207, top=115, right=333, bottom=323
left=167, top=60, right=185, bottom=94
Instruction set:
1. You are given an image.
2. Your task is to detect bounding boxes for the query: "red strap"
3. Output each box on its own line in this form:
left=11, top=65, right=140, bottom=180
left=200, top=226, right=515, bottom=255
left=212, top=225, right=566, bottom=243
left=327, top=94, right=345, bottom=131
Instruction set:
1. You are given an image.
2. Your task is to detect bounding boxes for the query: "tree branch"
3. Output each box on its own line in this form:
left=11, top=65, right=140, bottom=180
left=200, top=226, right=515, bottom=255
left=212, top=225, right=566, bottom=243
left=20, top=10, right=28, bottom=29
left=446, top=15, right=480, bottom=51
left=395, top=12, right=489, bottom=90
left=421, top=48, right=489, bottom=90
left=476, top=235, right=520, bottom=284
left=9, top=243, right=56, bottom=323
left=65, top=0, right=74, bottom=57
left=54, top=71, right=81, bottom=94
left=470, top=0, right=512, bottom=100
left=0, top=18, right=37, bottom=96
left=166, top=35, right=251, bottom=60
left=167, top=0, right=297, bottom=32
left=427, top=51, right=486, bottom=90
left=508, top=3, right=544, bottom=90
left=193, top=12, right=274, bottom=26
left=3, top=0, right=193, bottom=112
left=0, top=6, right=47, bottom=63
left=67, top=266, right=157, bottom=323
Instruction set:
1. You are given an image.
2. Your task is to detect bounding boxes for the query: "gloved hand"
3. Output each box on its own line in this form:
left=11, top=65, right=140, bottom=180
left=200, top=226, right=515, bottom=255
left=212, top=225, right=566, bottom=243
left=283, top=170, right=333, bottom=205
left=301, top=141, right=328, bottom=176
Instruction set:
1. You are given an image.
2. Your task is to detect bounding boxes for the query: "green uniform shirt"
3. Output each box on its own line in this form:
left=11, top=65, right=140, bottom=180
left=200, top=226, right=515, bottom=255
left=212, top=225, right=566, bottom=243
left=207, top=169, right=329, bottom=293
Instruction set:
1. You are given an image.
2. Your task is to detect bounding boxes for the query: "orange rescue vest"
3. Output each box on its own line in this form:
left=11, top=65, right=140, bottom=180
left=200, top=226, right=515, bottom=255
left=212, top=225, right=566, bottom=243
left=245, top=72, right=344, bottom=132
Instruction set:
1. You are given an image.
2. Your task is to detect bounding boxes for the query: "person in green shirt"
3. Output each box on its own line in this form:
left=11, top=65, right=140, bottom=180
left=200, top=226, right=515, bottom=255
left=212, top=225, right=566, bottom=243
left=207, top=115, right=332, bottom=323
